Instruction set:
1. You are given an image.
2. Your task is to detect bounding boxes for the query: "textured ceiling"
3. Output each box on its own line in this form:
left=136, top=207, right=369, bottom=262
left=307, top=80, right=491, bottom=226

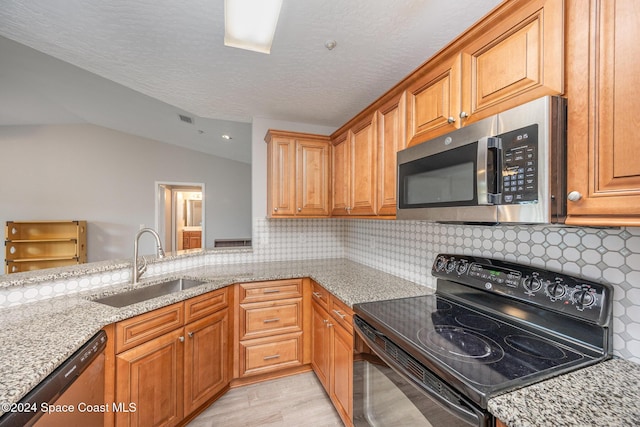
left=0, top=0, right=502, bottom=161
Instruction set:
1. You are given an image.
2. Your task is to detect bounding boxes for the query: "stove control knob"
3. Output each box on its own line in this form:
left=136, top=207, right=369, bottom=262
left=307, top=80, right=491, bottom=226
left=455, top=262, right=468, bottom=275
left=434, top=256, right=447, bottom=272
left=572, top=289, right=596, bottom=308
left=546, top=282, right=566, bottom=299
left=445, top=259, right=457, bottom=273
left=523, top=276, right=543, bottom=293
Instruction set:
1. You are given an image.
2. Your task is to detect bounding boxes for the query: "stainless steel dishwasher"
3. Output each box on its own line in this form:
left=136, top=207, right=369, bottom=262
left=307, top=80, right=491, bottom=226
left=0, top=330, right=107, bottom=427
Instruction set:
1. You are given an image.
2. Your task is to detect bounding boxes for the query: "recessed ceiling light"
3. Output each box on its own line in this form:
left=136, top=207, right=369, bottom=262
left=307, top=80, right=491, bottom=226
left=221, top=134, right=232, bottom=140
left=224, top=0, right=283, bottom=54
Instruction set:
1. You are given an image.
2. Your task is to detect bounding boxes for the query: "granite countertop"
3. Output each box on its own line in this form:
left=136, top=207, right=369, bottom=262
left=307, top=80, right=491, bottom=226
left=488, top=358, right=640, bottom=427
left=3, top=257, right=639, bottom=425
left=0, top=258, right=430, bottom=413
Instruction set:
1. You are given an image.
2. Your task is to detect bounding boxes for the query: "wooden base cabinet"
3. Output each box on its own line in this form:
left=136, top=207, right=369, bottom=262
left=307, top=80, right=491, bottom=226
left=109, top=288, right=230, bottom=427
left=310, top=281, right=354, bottom=427
left=236, top=279, right=305, bottom=378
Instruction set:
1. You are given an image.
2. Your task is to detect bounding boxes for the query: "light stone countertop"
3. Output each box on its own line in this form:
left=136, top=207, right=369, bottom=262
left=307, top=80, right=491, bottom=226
left=0, top=258, right=430, bottom=414
left=2, top=257, right=639, bottom=426
left=488, top=358, right=640, bottom=427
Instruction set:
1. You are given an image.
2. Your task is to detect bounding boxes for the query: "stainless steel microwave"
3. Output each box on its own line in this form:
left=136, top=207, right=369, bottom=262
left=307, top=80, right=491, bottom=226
left=397, top=96, right=567, bottom=224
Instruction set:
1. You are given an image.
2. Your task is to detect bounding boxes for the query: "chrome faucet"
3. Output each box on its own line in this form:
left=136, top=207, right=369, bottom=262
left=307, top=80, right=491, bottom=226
left=133, top=228, right=166, bottom=284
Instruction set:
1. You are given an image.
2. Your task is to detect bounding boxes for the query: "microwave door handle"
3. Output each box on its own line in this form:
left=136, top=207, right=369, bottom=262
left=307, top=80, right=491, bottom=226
left=478, top=136, right=502, bottom=205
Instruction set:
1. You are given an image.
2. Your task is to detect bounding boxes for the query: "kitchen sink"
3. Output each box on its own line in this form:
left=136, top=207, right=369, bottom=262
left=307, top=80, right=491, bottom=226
left=92, top=278, right=206, bottom=308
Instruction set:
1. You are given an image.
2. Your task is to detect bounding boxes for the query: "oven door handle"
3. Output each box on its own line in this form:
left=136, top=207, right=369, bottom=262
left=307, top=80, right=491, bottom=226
left=355, top=322, right=485, bottom=426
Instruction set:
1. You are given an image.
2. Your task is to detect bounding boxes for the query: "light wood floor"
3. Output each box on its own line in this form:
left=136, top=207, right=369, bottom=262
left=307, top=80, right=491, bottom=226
left=187, top=372, right=345, bottom=427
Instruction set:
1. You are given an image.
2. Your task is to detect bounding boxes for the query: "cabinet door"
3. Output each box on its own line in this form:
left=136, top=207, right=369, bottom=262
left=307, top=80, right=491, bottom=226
left=377, top=92, right=407, bottom=215
left=311, top=302, right=330, bottom=392
left=330, top=322, right=354, bottom=427
left=267, top=136, right=296, bottom=217
left=115, top=328, right=184, bottom=427
left=565, top=0, right=640, bottom=225
left=463, top=0, right=563, bottom=120
left=349, top=114, right=377, bottom=216
left=406, top=54, right=462, bottom=146
left=331, top=132, right=350, bottom=216
left=296, top=139, right=330, bottom=216
left=184, top=309, right=229, bottom=415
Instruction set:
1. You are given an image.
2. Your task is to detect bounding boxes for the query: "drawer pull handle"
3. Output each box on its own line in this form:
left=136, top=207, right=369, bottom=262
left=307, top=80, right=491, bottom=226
left=263, top=289, right=280, bottom=294
left=312, top=292, right=322, bottom=298
left=263, top=318, right=280, bottom=323
left=332, top=309, right=346, bottom=319
left=263, top=354, right=280, bottom=361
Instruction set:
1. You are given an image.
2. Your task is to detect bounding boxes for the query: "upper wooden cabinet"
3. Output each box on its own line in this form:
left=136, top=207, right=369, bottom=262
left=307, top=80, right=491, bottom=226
left=265, top=130, right=331, bottom=217
left=331, top=114, right=378, bottom=216
left=407, top=0, right=564, bottom=146
left=565, top=0, right=640, bottom=226
left=377, top=92, right=407, bottom=216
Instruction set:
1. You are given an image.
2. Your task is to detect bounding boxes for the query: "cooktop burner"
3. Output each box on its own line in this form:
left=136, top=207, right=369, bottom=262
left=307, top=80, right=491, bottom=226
left=417, top=326, right=504, bottom=363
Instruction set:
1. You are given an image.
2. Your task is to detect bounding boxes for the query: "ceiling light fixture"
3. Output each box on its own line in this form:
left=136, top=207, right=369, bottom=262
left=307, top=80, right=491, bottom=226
left=224, top=0, right=283, bottom=54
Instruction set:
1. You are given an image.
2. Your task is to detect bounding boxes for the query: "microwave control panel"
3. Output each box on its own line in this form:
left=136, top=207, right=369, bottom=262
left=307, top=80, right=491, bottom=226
left=499, top=124, right=538, bottom=204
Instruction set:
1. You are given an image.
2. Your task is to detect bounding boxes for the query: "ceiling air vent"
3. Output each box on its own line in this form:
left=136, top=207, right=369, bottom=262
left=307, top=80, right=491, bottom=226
left=178, top=114, right=194, bottom=124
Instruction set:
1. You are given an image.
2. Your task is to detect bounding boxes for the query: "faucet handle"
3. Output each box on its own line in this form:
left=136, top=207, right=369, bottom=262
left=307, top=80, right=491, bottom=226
left=158, top=247, right=166, bottom=258
left=137, top=256, right=148, bottom=276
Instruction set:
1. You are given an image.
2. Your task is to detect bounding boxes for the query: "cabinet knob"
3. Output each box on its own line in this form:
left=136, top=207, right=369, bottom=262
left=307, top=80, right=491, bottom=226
left=459, top=111, right=469, bottom=119
left=447, top=116, right=456, bottom=124
left=297, top=207, right=302, bottom=212
left=274, top=207, right=278, bottom=212
left=188, top=332, right=194, bottom=338
left=567, top=191, right=583, bottom=202
left=179, top=336, right=185, bottom=342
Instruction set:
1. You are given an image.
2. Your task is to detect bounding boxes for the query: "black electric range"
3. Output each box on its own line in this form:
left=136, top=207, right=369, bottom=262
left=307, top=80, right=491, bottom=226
left=354, top=254, right=613, bottom=411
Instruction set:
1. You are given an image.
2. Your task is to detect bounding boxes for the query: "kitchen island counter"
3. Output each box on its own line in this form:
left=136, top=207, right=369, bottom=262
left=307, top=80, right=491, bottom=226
left=488, top=357, right=640, bottom=427
left=0, top=258, right=430, bottom=413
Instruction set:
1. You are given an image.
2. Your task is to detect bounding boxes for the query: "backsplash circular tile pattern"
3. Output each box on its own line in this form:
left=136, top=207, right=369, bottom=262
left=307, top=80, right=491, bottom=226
left=0, top=217, right=639, bottom=363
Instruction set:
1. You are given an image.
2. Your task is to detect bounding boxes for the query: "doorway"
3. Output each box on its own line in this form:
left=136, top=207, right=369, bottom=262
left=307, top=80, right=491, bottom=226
left=156, top=182, right=205, bottom=252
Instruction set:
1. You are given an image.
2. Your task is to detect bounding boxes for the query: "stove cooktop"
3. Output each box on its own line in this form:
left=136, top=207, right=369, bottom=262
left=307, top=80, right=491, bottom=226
left=355, top=294, right=598, bottom=407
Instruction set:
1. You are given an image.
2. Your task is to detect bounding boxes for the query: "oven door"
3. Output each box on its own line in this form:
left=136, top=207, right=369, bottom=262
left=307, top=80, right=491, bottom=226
left=354, top=317, right=490, bottom=427
left=396, top=116, right=499, bottom=223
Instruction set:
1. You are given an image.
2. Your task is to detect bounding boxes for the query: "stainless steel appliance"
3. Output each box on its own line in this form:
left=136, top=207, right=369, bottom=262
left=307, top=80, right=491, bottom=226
left=397, top=96, right=567, bottom=224
left=0, top=330, right=107, bottom=427
left=353, top=254, right=612, bottom=426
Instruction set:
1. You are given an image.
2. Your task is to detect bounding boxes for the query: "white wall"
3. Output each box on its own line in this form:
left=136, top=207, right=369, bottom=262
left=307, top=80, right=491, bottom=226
left=251, top=117, right=336, bottom=219
left=0, top=124, right=251, bottom=263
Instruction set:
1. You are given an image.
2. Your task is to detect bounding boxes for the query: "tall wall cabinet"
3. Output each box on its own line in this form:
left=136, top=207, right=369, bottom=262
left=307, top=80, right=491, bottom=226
left=565, top=0, right=640, bottom=226
left=5, top=220, right=87, bottom=273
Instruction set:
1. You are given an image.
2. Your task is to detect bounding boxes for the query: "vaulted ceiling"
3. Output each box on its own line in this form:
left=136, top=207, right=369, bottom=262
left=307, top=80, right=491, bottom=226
left=0, top=1, right=502, bottom=163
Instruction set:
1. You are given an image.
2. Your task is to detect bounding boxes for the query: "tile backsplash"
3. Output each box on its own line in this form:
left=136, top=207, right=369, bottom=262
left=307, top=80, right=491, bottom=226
left=1, top=217, right=639, bottom=363
left=343, top=219, right=640, bottom=363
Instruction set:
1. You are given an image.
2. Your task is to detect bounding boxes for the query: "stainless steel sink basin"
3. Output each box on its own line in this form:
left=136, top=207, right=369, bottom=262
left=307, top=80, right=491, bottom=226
left=92, top=278, right=206, bottom=308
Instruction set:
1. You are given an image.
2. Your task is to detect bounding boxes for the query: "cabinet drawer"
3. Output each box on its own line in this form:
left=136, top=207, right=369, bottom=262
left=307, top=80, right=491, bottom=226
left=329, top=296, right=354, bottom=334
left=115, top=303, right=184, bottom=353
left=240, top=298, right=302, bottom=340
left=311, top=281, right=330, bottom=311
left=239, top=279, right=303, bottom=303
left=240, top=332, right=303, bottom=376
left=185, top=287, right=228, bottom=323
